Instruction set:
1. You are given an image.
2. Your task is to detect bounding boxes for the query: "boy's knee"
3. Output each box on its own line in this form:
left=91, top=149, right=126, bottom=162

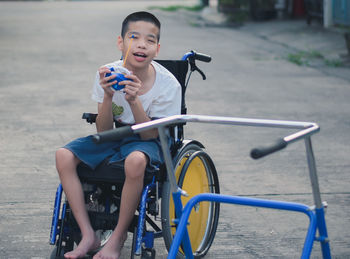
left=56, top=148, right=72, bottom=161
left=56, top=148, right=79, bottom=169
left=124, top=151, right=147, bottom=180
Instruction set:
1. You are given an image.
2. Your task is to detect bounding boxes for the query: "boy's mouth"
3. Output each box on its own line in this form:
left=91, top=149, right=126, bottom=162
left=133, top=52, right=147, bottom=58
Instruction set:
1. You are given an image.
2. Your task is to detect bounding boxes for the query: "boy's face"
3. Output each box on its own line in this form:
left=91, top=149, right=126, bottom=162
left=117, top=21, right=160, bottom=70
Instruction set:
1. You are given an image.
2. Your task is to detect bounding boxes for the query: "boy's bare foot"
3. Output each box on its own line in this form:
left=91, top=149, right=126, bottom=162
left=93, top=233, right=127, bottom=259
left=64, top=233, right=100, bottom=259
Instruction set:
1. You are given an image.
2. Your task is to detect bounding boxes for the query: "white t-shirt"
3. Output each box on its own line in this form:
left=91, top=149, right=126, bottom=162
left=92, top=60, right=181, bottom=125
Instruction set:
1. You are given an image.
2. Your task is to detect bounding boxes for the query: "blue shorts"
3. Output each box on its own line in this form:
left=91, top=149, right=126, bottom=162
left=63, top=134, right=166, bottom=171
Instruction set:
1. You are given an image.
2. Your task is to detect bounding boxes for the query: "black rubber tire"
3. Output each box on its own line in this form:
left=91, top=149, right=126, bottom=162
left=49, top=246, right=64, bottom=259
left=161, top=143, right=220, bottom=258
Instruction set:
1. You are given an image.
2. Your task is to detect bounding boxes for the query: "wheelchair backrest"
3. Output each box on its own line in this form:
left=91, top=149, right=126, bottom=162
left=154, top=60, right=189, bottom=116
left=154, top=60, right=189, bottom=143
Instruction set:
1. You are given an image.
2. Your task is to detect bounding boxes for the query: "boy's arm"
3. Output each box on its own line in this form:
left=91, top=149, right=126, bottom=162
left=122, top=74, right=158, bottom=140
left=129, top=98, right=158, bottom=140
left=95, top=66, right=116, bottom=133
left=96, top=98, right=114, bottom=133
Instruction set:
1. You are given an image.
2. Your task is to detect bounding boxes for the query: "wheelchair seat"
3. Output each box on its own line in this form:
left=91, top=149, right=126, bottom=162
left=77, top=159, right=159, bottom=185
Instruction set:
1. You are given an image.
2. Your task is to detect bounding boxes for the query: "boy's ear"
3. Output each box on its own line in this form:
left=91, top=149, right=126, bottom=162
left=155, top=43, right=160, bottom=58
left=117, top=36, right=124, bottom=51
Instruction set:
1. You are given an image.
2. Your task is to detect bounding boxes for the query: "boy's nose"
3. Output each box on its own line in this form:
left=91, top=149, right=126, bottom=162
left=136, top=38, right=146, bottom=48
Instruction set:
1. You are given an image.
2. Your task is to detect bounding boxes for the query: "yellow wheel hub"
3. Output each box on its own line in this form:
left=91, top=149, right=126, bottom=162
left=169, top=155, right=210, bottom=253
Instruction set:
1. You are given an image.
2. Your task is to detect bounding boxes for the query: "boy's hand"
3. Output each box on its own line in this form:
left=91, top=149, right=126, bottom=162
left=98, top=66, right=116, bottom=98
left=120, top=73, right=142, bottom=104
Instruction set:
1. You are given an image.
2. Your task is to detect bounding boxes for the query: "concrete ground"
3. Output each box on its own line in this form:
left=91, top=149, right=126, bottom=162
left=0, top=1, right=349, bottom=258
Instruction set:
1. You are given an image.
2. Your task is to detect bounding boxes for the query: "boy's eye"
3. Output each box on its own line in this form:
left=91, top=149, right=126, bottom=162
left=147, top=37, right=157, bottom=43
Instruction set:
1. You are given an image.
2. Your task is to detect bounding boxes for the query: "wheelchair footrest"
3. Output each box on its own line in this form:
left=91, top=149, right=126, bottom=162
left=88, top=211, right=119, bottom=230
left=83, top=211, right=138, bottom=232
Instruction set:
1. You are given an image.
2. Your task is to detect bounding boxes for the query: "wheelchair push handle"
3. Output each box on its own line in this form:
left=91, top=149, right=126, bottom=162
left=92, top=126, right=133, bottom=143
left=182, top=50, right=211, bottom=63
left=183, top=50, right=211, bottom=81
left=193, top=51, right=212, bottom=63
left=250, top=138, right=288, bottom=159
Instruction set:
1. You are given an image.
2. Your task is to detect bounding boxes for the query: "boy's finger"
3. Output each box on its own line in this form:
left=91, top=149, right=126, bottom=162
left=100, top=75, right=116, bottom=87
left=104, top=74, right=117, bottom=81
left=125, top=74, right=141, bottom=83
left=124, top=84, right=138, bottom=93
left=98, top=66, right=111, bottom=78
left=124, top=88, right=137, bottom=97
left=119, top=81, right=134, bottom=88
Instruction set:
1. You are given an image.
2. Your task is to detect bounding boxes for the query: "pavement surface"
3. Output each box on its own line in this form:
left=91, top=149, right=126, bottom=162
left=0, top=1, right=349, bottom=258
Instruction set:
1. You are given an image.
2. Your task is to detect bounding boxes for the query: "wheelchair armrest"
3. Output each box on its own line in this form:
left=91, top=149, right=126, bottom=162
left=82, top=113, right=128, bottom=129
left=82, top=113, right=97, bottom=124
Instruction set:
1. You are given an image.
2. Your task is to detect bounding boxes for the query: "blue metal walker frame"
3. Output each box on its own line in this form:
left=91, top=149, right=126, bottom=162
left=93, top=114, right=331, bottom=259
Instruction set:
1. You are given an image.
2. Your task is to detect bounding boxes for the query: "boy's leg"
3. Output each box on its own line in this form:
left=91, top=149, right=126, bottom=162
left=56, top=148, right=100, bottom=259
left=93, top=151, right=147, bottom=259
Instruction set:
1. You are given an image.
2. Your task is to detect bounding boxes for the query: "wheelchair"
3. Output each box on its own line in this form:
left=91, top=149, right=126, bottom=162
left=49, top=51, right=220, bottom=259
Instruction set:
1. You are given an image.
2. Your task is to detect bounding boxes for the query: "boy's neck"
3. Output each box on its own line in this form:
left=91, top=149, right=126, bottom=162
left=126, top=63, right=153, bottom=83
left=126, top=62, right=155, bottom=94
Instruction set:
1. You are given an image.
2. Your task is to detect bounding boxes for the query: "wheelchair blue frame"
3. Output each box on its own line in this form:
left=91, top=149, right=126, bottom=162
left=50, top=184, right=63, bottom=245
left=49, top=179, right=159, bottom=256
left=134, top=178, right=157, bottom=256
left=93, top=114, right=331, bottom=259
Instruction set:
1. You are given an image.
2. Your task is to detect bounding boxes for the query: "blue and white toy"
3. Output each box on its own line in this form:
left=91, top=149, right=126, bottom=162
left=105, top=66, right=132, bottom=91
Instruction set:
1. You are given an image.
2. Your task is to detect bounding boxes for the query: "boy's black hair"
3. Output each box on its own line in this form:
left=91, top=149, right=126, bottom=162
left=121, top=11, right=161, bottom=41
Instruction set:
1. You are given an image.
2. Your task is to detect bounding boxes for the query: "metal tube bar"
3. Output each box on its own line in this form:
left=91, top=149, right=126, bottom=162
left=181, top=115, right=316, bottom=129
left=304, top=137, right=332, bottom=258
left=172, top=190, right=194, bottom=259
left=158, top=124, right=195, bottom=258
left=301, top=210, right=317, bottom=259
left=284, top=124, right=320, bottom=144
left=157, top=126, right=178, bottom=194
left=168, top=193, right=317, bottom=259
left=132, top=115, right=318, bottom=133
left=304, top=137, right=323, bottom=209
left=131, top=115, right=319, bottom=151
left=315, top=208, right=331, bottom=259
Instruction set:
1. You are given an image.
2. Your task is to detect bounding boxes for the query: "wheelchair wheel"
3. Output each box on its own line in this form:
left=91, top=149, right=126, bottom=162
left=161, top=143, right=220, bottom=258
left=50, top=247, right=64, bottom=259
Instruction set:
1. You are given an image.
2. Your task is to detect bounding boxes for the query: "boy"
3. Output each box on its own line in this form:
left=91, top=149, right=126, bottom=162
left=56, top=11, right=181, bottom=259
